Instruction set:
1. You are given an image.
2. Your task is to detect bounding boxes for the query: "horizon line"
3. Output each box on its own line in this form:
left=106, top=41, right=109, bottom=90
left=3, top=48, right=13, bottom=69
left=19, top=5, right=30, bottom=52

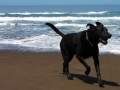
left=0, top=4, right=120, bottom=6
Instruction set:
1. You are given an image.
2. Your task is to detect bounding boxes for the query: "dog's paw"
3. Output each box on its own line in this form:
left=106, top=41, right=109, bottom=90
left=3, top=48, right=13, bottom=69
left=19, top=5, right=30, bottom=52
left=67, top=74, right=73, bottom=80
left=85, top=66, right=91, bottom=75
left=63, top=72, right=68, bottom=75
left=99, top=80, right=104, bottom=87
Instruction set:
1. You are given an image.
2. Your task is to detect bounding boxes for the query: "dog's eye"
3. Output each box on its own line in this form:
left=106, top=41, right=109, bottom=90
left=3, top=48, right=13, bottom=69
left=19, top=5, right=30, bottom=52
left=102, top=27, right=108, bottom=32
left=105, top=28, right=108, bottom=31
left=103, top=27, right=108, bottom=32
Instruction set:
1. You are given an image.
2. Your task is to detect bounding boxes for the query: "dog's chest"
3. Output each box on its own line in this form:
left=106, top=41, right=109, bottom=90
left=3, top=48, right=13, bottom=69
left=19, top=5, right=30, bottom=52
left=82, top=45, right=94, bottom=58
left=86, top=45, right=92, bottom=51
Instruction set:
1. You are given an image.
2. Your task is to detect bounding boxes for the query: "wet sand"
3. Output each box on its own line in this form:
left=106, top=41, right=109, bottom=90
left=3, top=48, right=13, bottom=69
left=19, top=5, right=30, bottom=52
left=0, top=51, right=120, bottom=90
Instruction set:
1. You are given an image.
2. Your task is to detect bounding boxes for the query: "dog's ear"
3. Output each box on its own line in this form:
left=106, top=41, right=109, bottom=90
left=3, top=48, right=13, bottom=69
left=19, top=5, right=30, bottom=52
left=95, top=22, right=103, bottom=26
left=86, top=23, right=96, bottom=30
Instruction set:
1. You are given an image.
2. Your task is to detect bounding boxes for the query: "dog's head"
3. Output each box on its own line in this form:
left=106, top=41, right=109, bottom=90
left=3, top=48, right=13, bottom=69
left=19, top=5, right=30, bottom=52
left=87, top=22, right=112, bottom=45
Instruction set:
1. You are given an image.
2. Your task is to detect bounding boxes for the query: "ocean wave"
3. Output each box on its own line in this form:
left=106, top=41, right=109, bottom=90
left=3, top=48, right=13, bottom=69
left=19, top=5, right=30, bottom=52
left=0, top=16, right=120, bottom=22
left=0, top=11, right=109, bottom=16
left=0, top=35, right=61, bottom=51
left=74, top=11, right=108, bottom=15
left=0, top=13, right=5, bottom=15
left=55, top=23, right=86, bottom=27
left=0, top=34, right=119, bottom=54
left=0, top=22, right=117, bottom=30
left=9, top=12, right=66, bottom=15
left=0, top=22, right=43, bottom=26
left=55, top=23, right=117, bottom=27
left=0, top=22, right=16, bottom=26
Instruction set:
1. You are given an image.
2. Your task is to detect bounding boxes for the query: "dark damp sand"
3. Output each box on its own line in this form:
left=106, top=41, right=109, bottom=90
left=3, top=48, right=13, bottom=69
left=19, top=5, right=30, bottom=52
left=0, top=51, right=120, bottom=90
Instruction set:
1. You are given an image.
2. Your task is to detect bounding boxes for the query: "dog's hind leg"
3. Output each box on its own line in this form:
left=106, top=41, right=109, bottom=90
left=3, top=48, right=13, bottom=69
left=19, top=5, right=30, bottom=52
left=62, top=52, right=74, bottom=80
left=60, top=41, right=74, bottom=80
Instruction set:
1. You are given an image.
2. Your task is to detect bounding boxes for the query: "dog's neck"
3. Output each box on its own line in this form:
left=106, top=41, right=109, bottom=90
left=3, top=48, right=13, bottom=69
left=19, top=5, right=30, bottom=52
left=86, top=32, right=93, bottom=46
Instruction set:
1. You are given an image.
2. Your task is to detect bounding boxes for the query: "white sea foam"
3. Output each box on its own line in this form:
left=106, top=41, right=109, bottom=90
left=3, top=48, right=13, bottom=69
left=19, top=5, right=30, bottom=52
left=1, top=11, right=108, bottom=15
left=55, top=23, right=117, bottom=27
left=0, top=35, right=61, bottom=51
left=9, top=12, right=32, bottom=15
left=0, top=22, right=16, bottom=26
left=8, top=12, right=65, bottom=15
left=74, top=11, right=108, bottom=15
left=0, top=34, right=119, bottom=54
left=0, top=16, right=120, bottom=22
left=0, top=13, right=5, bottom=15
left=0, top=11, right=119, bottom=54
left=98, top=37, right=120, bottom=55
left=0, top=22, right=116, bottom=28
left=55, top=23, right=86, bottom=27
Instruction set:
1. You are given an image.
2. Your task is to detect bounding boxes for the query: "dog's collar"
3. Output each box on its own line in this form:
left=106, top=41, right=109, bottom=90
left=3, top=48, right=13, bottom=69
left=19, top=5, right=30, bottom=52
left=86, top=32, right=93, bottom=46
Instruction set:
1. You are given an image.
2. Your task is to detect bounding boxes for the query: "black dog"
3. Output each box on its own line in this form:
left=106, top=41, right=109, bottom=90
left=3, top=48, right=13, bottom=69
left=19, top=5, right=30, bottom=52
left=46, top=22, right=112, bottom=87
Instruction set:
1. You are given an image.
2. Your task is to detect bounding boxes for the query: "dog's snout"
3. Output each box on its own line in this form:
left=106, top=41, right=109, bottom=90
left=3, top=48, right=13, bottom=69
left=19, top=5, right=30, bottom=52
left=108, top=33, right=112, bottom=38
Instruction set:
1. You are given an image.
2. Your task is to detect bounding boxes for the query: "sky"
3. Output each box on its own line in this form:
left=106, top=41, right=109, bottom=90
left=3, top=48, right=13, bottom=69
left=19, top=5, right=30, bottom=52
left=0, top=0, right=120, bottom=5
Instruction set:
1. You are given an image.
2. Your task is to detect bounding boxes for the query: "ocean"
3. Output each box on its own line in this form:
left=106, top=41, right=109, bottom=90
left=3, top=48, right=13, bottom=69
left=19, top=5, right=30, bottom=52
left=0, top=5, right=120, bottom=54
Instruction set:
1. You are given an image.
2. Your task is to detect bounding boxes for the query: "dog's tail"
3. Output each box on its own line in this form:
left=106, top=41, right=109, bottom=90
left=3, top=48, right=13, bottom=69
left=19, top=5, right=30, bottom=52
left=45, top=23, right=65, bottom=37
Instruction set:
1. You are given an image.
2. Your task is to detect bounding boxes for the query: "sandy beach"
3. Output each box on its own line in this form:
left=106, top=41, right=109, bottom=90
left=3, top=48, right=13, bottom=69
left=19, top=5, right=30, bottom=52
left=0, top=51, right=120, bottom=90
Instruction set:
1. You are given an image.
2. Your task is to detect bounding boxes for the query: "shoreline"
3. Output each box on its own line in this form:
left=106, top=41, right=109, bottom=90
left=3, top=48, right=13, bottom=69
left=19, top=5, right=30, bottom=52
left=0, top=50, right=119, bottom=55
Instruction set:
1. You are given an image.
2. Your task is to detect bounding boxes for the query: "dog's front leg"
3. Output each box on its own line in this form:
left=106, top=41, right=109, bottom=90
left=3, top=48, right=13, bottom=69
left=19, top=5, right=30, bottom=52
left=76, top=55, right=91, bottom=75
left=93, top=56, right=104, bottom=87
